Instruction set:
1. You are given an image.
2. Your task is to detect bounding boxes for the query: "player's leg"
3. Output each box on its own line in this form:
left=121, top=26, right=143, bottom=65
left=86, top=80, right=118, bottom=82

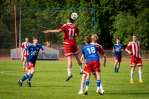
left=66, top=55, right=73, bottom=81
left=95, top=72, right=101, bottom=91
left=27, top=67, right=35, bottom=87
left=78, top=74, right=86, bottom=94
left=92, top=72, right=104, bottom=93
left=18, top=62, right=34, bottom=87
left=84, top=72, right=91, bottom=95
left=93, top=74, right=104, bottom=94
left=130, top=57, right=136, bottom=84
left=73, top=44, right=83, bottom=73
left=130, top=66, right=135, bottom=84
left=84, top=62, right=92, bottom=95
left=22, top=56, right=25, bottom=71
left=18, top=69, right=30, bottom=87
left=23, top=56, right=28, bottom=72
left=137, top=58, right=143, bottom=83
left=114, top=57, right=118, bottom=73
left=64, top=44, right=73, bottom=81
left=138, top=66, right=143, bottom=83
left=117, top=58, right=122, bottom=73
left=117, top=62, right=120, bottom=73
left=74, top=54, right=83, bottom=73
left=93, top=61, right=103, bottom=94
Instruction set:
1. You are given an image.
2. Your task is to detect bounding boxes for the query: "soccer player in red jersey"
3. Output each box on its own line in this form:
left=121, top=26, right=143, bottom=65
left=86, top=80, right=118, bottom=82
left=21, top=37, right=30, bottom=72
left=125, top=35, right=143, bottom=84
left=43, top=18, right=83, bottom=81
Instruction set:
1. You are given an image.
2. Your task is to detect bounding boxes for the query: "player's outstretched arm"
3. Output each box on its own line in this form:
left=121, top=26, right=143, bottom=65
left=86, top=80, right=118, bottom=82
left=43, top=29, right=62, bottom=34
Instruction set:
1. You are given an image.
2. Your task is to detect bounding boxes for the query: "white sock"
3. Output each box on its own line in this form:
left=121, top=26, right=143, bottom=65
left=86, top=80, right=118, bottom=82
left=20, top=80, right=22, bottom=83
left=23, top=62, right=25, bottom=68
left=138, top=69, right=142, bottom=80
left=25, top=62, right=27, bottom=68
left=97, top=87, right=100, bottom=90
left=80, top=65, right=83, bottom=71
left=86, top=86, right=89, bottom=91
left=80, top=83, right=84, bottom=91
left=100, top=82, right=103, bottom=90
left=130, top=69, right=134, bottom=80
left=68, top=68, right=72, bottom=76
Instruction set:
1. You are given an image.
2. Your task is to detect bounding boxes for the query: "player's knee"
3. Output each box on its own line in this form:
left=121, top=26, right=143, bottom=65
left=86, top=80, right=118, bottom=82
left=138, top=66, right=142, bottom=70
left=131, top=67, right=135, bottom=70
left=32, top=71, right=35, bottom=74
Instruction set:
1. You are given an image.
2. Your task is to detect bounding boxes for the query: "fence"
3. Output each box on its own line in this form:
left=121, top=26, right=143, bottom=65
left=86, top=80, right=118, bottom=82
left=0, top=44, right=149, bottom=59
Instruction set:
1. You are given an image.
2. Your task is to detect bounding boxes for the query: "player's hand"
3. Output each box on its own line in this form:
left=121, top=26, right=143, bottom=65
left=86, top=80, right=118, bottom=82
left=42, top=51, right=45, bottom=54
left=128, top=51, right=132, bottom=55
left=43, top=30, right=50, bottom=34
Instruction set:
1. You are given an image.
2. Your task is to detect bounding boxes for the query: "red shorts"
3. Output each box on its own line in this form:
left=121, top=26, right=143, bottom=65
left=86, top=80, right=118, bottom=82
left=64, top=44, right=79, bottom=56
left=83, top=61, right=100, bottom=73
left=27, top=62, right=35, bottom=69
left=130, top=56, right=142, bottom=67
left=114, top=56, right=121, bottom=62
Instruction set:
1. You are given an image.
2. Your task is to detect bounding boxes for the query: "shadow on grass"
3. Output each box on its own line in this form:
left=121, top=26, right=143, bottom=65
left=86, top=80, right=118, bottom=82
left=106, top=90, right=149, bottom=95
left=31, top=85, right=72, bottom=88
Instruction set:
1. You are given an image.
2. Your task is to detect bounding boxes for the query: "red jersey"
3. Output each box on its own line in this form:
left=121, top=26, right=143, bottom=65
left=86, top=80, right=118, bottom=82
left=91, top=43, right=105, bottom=55
left=60, top=23, right=79, bottom=44
left=21, top=42, right=30, bottom=56
left=126, top=41, right=141, bottom=58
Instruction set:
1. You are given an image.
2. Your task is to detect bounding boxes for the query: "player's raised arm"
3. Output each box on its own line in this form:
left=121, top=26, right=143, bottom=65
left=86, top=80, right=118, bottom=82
left=43, top=29, right=62, bottom=34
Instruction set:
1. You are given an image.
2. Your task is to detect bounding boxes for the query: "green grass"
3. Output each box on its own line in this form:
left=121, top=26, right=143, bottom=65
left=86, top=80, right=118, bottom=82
left=0, top=60, right=149, bottom=99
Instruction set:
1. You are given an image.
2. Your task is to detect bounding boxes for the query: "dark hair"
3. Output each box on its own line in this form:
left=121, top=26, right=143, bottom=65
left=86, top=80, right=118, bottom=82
left=68, top=18, right=74, bottom=23
left=84, top=36, right=91, bottom=44
left=133, top=34, right=137, bottom=37
left=33, top=36, right=39, bottom=40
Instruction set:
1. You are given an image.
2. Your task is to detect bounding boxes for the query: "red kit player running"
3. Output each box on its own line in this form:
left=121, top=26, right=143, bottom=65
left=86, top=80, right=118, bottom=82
left=21, top=37, right=30, bottom=72
left=125, top=35, right=143, bottom=84
left=43, top=18, right=83, bottom=81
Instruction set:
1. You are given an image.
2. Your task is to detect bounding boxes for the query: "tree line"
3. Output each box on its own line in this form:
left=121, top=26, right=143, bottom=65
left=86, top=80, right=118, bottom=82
left=0, top=0, right=148, bottom=50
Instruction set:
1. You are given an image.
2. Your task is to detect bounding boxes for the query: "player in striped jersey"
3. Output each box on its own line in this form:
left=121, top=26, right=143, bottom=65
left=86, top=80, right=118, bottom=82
left=21, top=37, right=30, bottom=72
left=125, top=35, right=143, bottom=84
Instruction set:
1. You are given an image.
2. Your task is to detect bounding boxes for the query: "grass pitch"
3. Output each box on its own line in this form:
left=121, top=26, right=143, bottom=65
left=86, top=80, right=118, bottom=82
left=0, top=60, right=149, bottom=99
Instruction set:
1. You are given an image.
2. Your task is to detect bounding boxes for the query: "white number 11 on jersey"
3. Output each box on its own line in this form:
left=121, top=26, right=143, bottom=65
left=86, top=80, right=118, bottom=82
left=68, top=28, right=75, bottom=39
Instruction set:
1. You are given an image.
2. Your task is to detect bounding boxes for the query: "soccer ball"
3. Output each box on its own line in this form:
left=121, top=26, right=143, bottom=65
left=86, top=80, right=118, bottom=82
left=71, top=12, right=78, bottom=19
